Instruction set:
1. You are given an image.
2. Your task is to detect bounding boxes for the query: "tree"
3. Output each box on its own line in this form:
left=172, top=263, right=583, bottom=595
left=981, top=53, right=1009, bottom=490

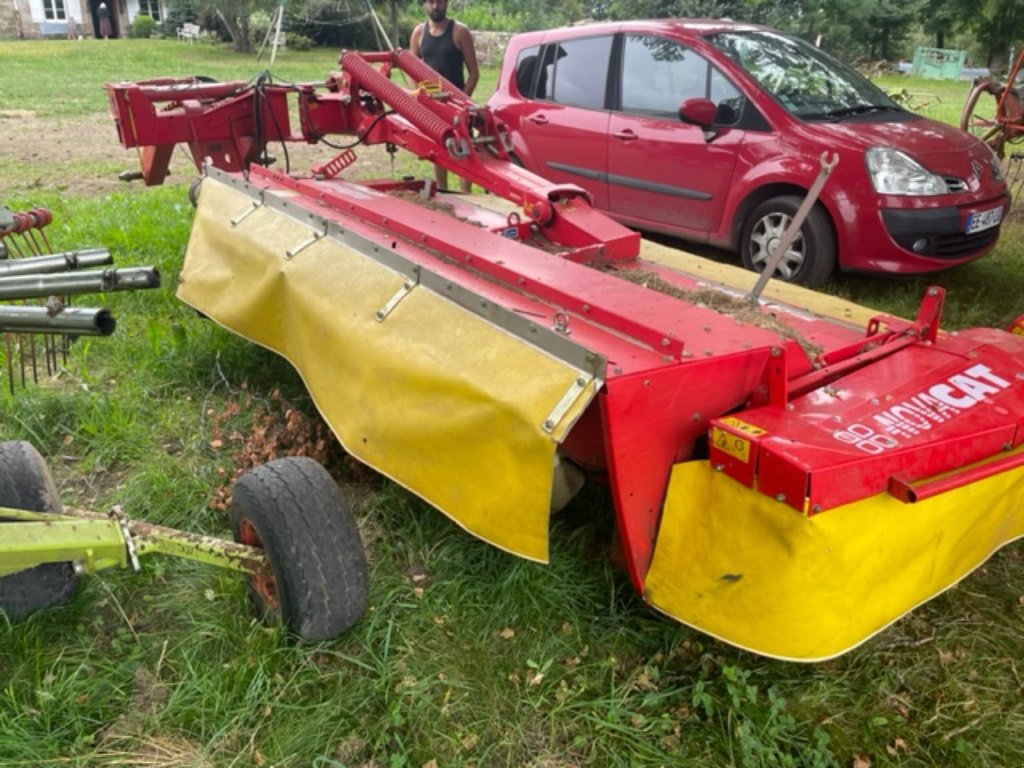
left=919, top=0, right=964, bottom=48
left=817, top=0, right=923, bottom=60
left=284, top=0, right=407, bottom=48
left=198, top=0, right=278, bottom=52
left=603, top=0, right=749, bottom=21
left=969, top=0, right=1024, bottom=69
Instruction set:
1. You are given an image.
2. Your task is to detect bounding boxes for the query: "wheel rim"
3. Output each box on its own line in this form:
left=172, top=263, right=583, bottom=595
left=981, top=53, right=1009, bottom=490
left=748, top=211, right=803, bottom=280
left=961, top=83, right=1006, bottom=156
left=966, top=115, right=1004, bottom=155
left=237, top=518, right=280, bottom=610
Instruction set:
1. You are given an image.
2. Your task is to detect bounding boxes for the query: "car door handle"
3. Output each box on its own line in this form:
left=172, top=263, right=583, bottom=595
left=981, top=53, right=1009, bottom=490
left=528, top=115, right=549, bottom=125
left=613, top=130, right=639, bottom=142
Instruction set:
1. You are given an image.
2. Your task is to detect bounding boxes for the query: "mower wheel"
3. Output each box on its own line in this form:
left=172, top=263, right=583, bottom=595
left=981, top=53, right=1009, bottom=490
left=228, top=457, right=369, bottom=641
left=188, top=176, right=203, bottom=207
left=0, top=441, right=79, bottom=620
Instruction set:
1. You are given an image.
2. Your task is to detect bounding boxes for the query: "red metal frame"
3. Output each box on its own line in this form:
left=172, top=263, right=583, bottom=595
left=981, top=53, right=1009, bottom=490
left=106, top=57, right=639, bottom=262
left=106, top=52, right=1024, bottom=594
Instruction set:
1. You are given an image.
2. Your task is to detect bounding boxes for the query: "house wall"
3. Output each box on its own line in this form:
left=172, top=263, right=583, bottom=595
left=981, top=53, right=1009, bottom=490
left=0, top=0, right=30, bottom=37
left=0, top=0, right=160, bottom=39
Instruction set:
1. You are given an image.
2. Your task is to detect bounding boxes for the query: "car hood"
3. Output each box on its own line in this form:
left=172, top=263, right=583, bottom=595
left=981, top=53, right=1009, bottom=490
left=803, top=115, right=995, bottom=178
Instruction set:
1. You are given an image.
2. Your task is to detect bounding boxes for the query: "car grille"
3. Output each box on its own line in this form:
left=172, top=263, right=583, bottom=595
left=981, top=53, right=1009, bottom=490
left=943, top=177, right=968, bottom=193
left=932, top=226, right=1000, bottom=258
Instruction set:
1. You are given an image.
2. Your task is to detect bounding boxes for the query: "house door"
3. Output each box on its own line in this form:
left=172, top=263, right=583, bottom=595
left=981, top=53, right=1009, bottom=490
left=91, top=0, right=120, bottom=39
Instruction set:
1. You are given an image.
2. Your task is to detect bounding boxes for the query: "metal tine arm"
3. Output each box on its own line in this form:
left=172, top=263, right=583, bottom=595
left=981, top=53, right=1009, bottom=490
left=0, top=266, right=160, bottom=301
left=0, top=248, right=113, bottom=276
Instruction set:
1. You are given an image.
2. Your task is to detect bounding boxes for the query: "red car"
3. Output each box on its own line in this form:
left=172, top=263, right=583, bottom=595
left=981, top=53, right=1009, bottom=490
left=487, top=20, right=1010, bottom=286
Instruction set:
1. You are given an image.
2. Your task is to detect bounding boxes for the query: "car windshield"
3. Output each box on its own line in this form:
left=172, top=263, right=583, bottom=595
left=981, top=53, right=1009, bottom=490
left=706, top=30, right=903, bottom=121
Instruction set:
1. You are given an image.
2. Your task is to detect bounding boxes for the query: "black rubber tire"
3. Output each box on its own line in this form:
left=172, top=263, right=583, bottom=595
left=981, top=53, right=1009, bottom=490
left=0, top=441, right=79, bottom=620
left=188, top=176, right=203, bottom=208
left=228, top=457, right=369, bottom=641
left=740, top=195, right=836, bottom=288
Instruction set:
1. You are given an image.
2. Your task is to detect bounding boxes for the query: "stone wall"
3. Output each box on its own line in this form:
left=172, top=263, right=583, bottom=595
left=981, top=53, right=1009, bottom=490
left=0, top=0, right=25, bottom=38
left=473, top=30, right=512, bottom=68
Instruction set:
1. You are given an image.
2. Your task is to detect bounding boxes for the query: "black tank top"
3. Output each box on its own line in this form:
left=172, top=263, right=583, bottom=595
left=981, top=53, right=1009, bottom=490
left=420, top=20, right=465, bottom=92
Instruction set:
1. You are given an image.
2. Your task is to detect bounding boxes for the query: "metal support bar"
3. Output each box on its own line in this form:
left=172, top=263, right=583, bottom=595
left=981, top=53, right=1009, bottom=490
left=0, top=305, right=116, bottom=336
left=0, top=512, right=127, bottom=576
left=0, top=504, right=270, bottom=579
left=542, top=374, right=593, bottom=433
left=0, top=266, right=161, bottom=301
left=747, top=151, right=838, bottom=302
left=128, top=521, right=269, bottom=575
left=0, top=248, right=113, bottom=276
left=889, top=447, right=1024, bottom=503
left=285, top=228, right=326, bottom=260
left=375, top=274, right=419, bottom=322
left=230, top=198, right=264, bottom=227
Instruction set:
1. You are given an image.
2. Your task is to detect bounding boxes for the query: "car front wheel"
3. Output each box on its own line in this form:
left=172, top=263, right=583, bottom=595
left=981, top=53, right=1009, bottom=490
left=741, top=195, right=836, bottom=288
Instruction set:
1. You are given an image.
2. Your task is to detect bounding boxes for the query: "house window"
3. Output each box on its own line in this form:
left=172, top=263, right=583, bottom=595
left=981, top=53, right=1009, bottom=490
left=138, top=0, right=161, bottom=21
left=43, top=0, right=67, bottom=21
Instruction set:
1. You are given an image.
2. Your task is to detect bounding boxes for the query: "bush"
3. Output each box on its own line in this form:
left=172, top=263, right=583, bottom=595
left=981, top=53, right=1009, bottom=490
left=248, top=9, right=272, bottom=48
left=161, top=0, right=197, bottom=38
left=129, top=13, right=157, bottom=39
left=287, top=33, right=312, bottom=51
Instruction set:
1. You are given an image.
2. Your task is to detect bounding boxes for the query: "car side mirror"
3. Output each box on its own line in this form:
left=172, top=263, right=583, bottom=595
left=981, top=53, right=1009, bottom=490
left=679, top=98, right=720, bottom=142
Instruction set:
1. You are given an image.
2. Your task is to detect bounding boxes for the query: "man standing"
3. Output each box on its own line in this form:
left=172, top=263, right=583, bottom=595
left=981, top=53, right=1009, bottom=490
left=410, top=0, right=479, bottom=193
left=97, top=2, right=112, bottom=39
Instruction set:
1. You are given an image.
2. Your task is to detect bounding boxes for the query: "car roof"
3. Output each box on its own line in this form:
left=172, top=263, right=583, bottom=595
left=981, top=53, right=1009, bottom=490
left=508, top=18, right=769, bottom=45
left=619, top=18, right=768, bottom=35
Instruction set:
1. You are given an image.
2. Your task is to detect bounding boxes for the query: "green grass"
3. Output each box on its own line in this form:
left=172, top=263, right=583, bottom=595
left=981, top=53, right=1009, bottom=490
left=0, top=39, right=338, bottom=117
left=0, top=38, right=499, bottom=117
left=2, top=39, right=1024, bottom=768
left=873, top=73, right=972, bottom=127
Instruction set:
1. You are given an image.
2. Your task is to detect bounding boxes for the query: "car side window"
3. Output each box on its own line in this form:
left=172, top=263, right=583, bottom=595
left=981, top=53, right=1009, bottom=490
left=709, top=66, right=745, bottom=125
left=514, top=46, right=542, bottom=98
left=542, top=36, right=612, bottom=110
left=620, top=34, right=744, bottom=126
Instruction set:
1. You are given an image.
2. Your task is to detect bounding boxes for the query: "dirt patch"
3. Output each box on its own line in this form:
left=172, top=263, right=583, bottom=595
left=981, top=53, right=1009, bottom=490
left=1, top=111, right=127, bottom=198
left=0, top=109, right=405, bottom=200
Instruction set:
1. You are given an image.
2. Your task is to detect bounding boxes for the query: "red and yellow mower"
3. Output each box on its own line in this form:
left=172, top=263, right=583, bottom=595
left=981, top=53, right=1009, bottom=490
left=89, top=51, right=1024, bottom=660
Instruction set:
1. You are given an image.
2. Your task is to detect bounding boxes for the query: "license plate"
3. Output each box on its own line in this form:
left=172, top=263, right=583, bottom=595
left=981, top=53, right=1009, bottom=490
left=965, top=206, right=1003, bottom=234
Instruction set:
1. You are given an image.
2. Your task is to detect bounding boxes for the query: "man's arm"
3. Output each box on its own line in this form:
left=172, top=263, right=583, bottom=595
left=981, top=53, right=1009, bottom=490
left=410, top=23, right=424, bottom=57
left=454, top=23, right=479, bottom=97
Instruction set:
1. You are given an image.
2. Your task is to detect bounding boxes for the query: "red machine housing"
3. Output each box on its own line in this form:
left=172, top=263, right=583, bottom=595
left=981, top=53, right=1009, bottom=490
left=106, top=51, right=1024, bottom=609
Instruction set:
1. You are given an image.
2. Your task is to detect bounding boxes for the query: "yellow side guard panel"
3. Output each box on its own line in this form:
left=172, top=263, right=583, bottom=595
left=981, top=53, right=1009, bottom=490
left=178, top=174, right=601, bottom=562
left=646, top=459, right=1024, bottom=661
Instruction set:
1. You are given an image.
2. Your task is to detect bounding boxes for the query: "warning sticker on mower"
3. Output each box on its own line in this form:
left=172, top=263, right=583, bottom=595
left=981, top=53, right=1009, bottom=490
left=712, top=417, right=766, bottom=463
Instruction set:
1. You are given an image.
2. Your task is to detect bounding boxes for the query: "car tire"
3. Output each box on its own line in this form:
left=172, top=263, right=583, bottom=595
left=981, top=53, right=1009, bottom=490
left=0, top=441, right=79, bottom=621
left=188, top=176, right=203, bottom=207
left=228, top=457, right=369, bottom=641
left=741, top=195, right=836, bottom=288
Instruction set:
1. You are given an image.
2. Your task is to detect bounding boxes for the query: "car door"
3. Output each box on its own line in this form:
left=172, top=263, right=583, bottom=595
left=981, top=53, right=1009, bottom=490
left=510, top=35, right=613, bottom=210
left=607, top=34, right=745, bottom=236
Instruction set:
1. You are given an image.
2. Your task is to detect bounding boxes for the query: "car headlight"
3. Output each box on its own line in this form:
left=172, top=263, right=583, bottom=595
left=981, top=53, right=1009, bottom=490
left=866, top=147, right=948, bottom=195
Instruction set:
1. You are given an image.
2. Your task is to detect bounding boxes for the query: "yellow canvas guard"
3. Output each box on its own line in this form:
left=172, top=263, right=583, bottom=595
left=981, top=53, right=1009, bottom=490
left=645, top=458, right=1024, bottom=661
left=178, top=174, right=600, bottom=562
